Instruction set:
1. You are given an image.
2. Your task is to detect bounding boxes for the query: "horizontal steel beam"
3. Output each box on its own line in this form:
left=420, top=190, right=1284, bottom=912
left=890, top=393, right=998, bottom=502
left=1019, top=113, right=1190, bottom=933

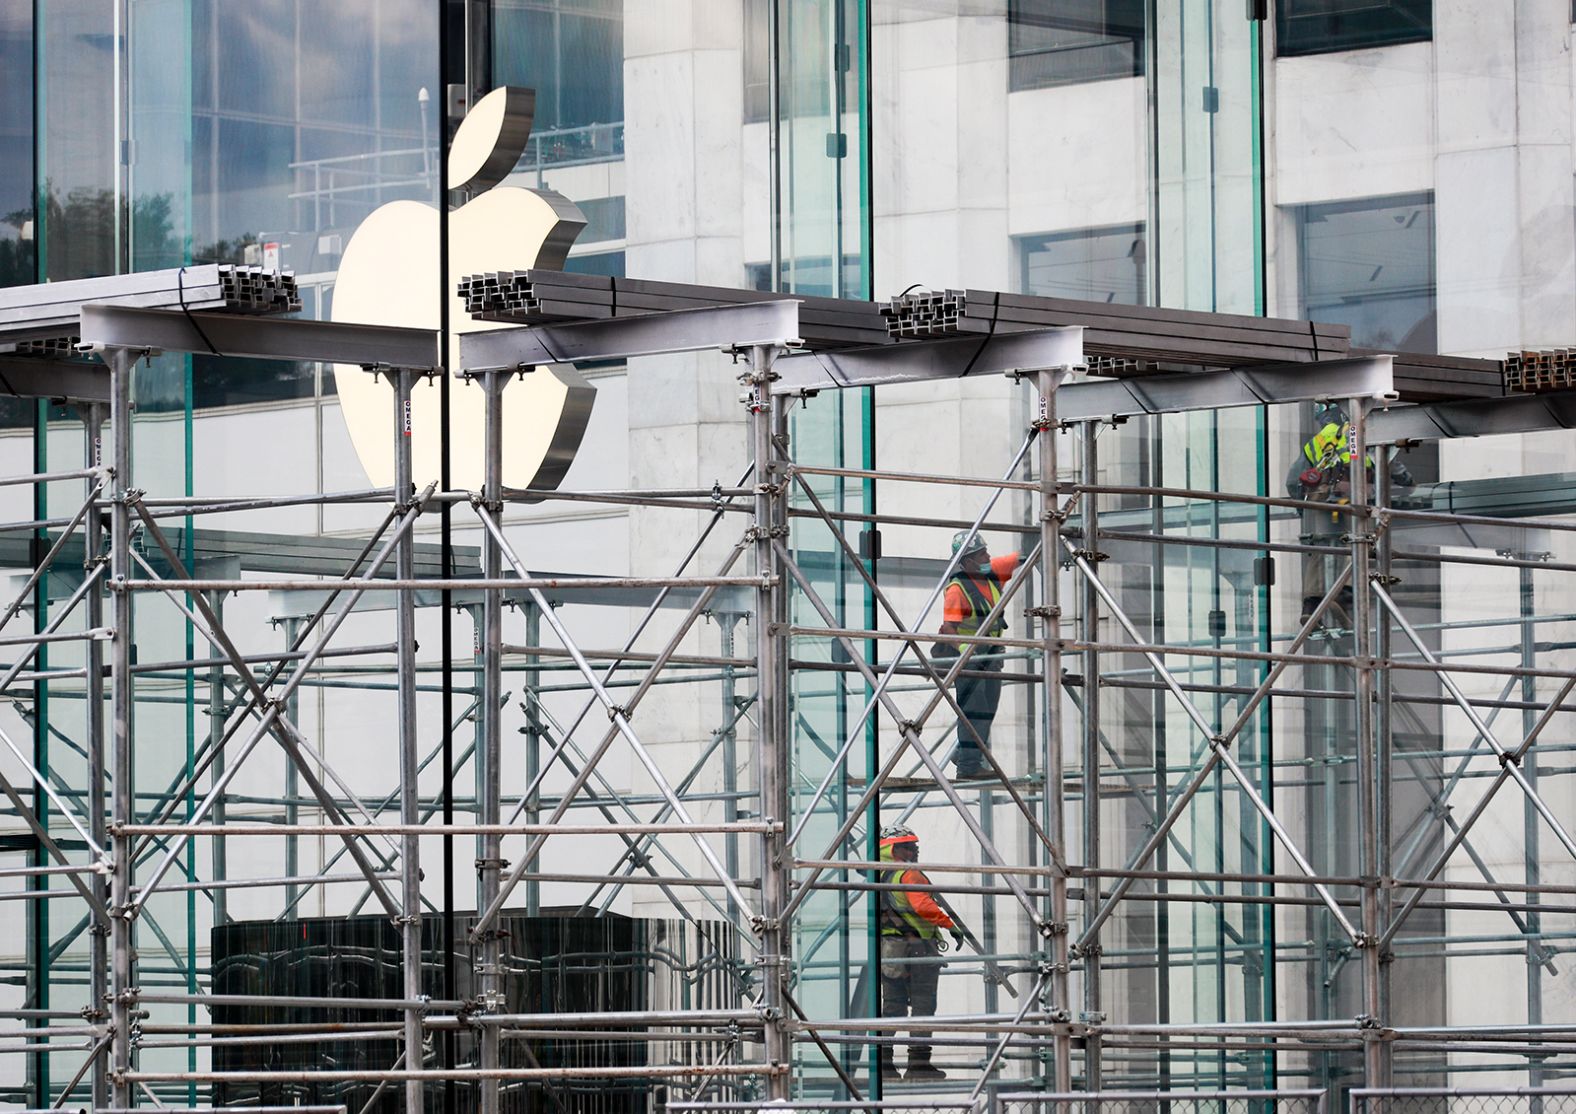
left=1369, top=390, right=1576, bottom=443
left=0, top=356, right=110, bottom=403
left=459, top=299, right=802, bottom=370
left=78, top=305, right=440, bottom=369
left=1056, top=355, right=1395, bottom=421
left=772, top=326, right=1084, bottom=393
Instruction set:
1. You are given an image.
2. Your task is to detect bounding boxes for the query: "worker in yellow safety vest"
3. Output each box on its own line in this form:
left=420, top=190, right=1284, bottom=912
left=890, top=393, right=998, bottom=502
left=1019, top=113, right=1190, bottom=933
left=878, top=825, right=965, bottom=1082
left=1285, top=402, right=1413, bottom=626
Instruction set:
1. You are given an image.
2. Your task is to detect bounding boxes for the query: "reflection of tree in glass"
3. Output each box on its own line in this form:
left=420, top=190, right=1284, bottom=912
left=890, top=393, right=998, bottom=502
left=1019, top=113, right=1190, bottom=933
left=6, top=188, right=318, bottom=410
left=0, top=207, right=34, bottom=288
left=26, top=185, right=262, bottom=279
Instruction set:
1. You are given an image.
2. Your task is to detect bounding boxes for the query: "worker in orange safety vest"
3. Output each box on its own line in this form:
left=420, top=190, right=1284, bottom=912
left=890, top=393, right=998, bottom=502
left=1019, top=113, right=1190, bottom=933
left=878, top=825, right=965, bottom=1082
left=936, top=531, right=1020, bottom=779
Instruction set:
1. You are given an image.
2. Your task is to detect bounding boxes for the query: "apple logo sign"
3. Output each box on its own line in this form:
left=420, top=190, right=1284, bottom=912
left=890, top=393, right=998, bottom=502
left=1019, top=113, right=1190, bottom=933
left=330, top=86, right=595, bottom=495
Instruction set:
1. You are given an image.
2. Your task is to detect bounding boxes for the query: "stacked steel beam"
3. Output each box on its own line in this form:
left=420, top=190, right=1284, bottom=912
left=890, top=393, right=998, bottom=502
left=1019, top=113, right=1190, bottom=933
left=1346, top=347, right=1505, bottom=402
left=1505, top=349, right=1576, bottom=395
left=0, top=264, right=301, bottom=345
left=458, top=269, right=894, bottom=350
left=457, top=271, right=1511, bottom=402
left=881, top=288, right=1352, bottom=367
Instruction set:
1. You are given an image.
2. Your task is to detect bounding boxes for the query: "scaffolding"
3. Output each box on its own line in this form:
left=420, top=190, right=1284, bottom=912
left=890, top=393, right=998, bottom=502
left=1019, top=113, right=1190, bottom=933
left=0, top=272, right=1573, bottom=1111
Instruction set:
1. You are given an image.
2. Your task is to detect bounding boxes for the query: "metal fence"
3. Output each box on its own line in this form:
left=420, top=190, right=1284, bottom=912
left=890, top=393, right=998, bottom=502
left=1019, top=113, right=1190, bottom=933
left=995, top=1091, right=1327, bottom=1114
left=668, top=1102, right=980, bottom=1114
left=1351, top=1089, right=1576, bottom=1114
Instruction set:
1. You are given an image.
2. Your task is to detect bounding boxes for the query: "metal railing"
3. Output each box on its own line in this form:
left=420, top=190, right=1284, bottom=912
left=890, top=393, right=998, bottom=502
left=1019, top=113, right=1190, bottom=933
left=287, top=121, right=626, bottom=232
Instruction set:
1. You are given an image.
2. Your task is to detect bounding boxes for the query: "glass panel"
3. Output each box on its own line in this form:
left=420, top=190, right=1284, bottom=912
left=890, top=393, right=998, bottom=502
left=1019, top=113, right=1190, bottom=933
left=1019, top=223, right=1147, bottom=304
left=39, top=0, right=119, bottom=280
left=1295, top=192, right=1437, bottom=351
left=0, top=5, right=35, bottom=287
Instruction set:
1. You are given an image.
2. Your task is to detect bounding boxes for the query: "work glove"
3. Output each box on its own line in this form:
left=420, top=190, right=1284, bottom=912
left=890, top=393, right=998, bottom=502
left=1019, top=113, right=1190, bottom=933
left=1299, top=467, right=1324, bottom=489
left=950, top=929, right=967, bottom=952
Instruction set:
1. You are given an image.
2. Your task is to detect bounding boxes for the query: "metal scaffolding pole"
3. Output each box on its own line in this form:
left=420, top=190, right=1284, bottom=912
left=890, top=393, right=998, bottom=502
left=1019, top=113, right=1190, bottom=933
left=1079, top=419, right=1103, bottom=1089
left=389, top=365, right=426, bottom=1114
left=1035, top=368, right=1073, bottom=1091
left=747, top=344, right=792, bottom=1099
left=474, top=367, right=507, bottom=1114
left=105, top=347, right=136, bottom=1109
left=82, top=401, right=110, bottom=1110
left=1348, top=396, right=1389, bottom=1086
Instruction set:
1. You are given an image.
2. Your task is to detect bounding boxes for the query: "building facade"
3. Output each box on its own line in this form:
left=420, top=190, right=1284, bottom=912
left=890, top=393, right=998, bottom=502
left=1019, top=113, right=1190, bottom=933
left=0, top=0, right=1574, bottom=1107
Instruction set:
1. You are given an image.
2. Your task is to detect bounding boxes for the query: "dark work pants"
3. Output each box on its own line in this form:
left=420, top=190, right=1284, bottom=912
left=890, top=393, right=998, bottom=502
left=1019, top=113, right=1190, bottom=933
left=954, top=655, right=1003, bottom=767
left=879, top=934, right=942, bottom=1060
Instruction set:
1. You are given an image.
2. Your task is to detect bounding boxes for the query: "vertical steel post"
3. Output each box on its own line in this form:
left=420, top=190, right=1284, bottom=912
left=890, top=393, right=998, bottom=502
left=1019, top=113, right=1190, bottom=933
left=1374, top=449, right=1395, bottom=1040
left=106, top=349, right=135, bottom=1109
left=391, top=367, right=425, bottom=1113
left=1079, top=420, right=1103, bottom=1088
left=1347, top=397, right=1387, bottom=1086
left=1520, top=558, right=1545, bottom=1092
left=283, top=615, right=302, bottom=920
left=1034, top=369, right=1072, bottom=1090
left=522, top=600, right=541, bottom=918
left=720, top=613, right=742, bottom=927
left=477, top=369, right=506, bottom=1114
left=748, top=346, right=792, bottom=1098
left=209, top=592, right=228, bottom=928
left=83, top=402, right=109, bottom=1110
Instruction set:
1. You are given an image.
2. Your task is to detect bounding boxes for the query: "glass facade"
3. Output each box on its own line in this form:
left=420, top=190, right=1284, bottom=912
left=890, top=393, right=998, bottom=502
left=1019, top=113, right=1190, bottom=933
left=1, top=0, right=1575, bottom=1107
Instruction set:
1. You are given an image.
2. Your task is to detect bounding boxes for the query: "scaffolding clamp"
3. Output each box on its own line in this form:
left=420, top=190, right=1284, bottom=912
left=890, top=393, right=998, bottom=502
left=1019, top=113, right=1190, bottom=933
left=606, top=703, right=632, bottom=723
left=1027, top=605, right=1061, bottom=621
left=1498, top=749, right=1523, bottom=768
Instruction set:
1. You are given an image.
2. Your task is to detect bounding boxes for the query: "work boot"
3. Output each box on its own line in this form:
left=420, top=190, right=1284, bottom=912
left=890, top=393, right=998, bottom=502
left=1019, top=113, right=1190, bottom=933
left=1299, top=596, right=1321, bottom=626
left=904, top=1051, right=947, bottom=1082
left=952, top=752, right=987, bottom=780
left=879, top=1051, right=901, bottom=1081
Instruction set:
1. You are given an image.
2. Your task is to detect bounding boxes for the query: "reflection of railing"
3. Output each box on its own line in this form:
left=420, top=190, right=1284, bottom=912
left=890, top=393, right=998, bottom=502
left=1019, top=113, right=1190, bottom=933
left=520, top=121, right=624, bottom=185
left=288, top=122, right=625, bottom=231
left=288, top=147, right=434, bottom=234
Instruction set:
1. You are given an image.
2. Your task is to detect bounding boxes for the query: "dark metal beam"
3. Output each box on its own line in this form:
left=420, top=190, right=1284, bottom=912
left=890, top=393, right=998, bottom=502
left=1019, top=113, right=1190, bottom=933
left=0, top=356, right=110, bottom=403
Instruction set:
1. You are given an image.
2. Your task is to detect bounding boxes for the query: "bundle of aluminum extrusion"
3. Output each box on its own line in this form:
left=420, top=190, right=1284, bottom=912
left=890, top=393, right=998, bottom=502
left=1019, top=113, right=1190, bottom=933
left=458, top=269, right=894, bottom=350
left=880, top=287, right=1352, bottom=367
left=0, top=264, right=302, bottom=345
left=1505, top=349, right=1576, bottom=395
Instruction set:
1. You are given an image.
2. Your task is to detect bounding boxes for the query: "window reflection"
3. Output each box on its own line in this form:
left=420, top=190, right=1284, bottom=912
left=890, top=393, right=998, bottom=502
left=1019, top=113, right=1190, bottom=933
left=1019, top=224, right=1147, bottom=305
left=192, top=0, right=436, bottom=271
left=0, top=6, right=34, bottom=288
left=1295, top=192, right=1436, bottom=353
left=1277, top=0, right=1432, bottom=57
left=492, top=0, right=624, bottom=169
left=1008, top=0, right=1146, bottom=91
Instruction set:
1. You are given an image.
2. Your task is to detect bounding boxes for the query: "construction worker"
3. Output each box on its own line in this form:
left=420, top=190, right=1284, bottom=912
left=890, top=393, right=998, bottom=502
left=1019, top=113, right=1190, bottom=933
left=936, top=531, right=1019, bottom=778
left=878, top=825, right=965, bottom=1081
left=1286, top=402, right=1413, bottom=626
